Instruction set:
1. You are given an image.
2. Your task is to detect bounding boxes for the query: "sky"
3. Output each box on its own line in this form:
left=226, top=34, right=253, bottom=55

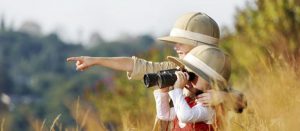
left=0, top=0, right=249, bottom=43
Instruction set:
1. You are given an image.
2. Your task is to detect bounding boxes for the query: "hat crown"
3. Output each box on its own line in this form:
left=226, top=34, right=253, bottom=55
left=173, top=12, right=220, bottom=42
left=184, top=45, right=231, bottom=82
left=158, top=12, right=220, bottom=46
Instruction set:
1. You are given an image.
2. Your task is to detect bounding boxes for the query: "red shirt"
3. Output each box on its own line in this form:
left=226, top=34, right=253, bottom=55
left=171, top=97, right=214, bottom=131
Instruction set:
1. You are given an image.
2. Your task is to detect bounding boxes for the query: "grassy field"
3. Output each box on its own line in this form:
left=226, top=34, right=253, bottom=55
left=10, top=57, right=297, bottom=131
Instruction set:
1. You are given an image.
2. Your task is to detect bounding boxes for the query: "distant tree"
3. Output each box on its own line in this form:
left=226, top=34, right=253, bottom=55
left=0, top=25, right=162, bottom=130
left=19, top=21, right=42, bottom=37
left=235, top=0, right=300, bottom=59
left=87, top=32, right=104, bottom=48
left=221, top=0, right=300, bottom=79
left=0, top=15, right=5, bottom=31
left=0, top=61, right=13, bottom=94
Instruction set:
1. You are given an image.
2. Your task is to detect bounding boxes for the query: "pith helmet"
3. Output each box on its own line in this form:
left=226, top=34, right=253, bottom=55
left=168, top=45, right=231, bottom=87
left=159, top=12, right=220, bottom=46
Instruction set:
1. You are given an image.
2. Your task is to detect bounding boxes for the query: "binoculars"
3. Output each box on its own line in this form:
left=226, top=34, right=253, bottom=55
left=143, top=69, right=196, bottom=88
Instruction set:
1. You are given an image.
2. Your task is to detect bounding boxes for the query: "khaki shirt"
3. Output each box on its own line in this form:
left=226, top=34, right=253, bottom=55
left=127, top=56, right=177, bottom=80
left=126, top=56, right=177, bottom=131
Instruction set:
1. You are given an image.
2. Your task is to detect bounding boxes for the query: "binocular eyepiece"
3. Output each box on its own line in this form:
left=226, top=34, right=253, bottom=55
left=143, top=69, right=196, bottom=88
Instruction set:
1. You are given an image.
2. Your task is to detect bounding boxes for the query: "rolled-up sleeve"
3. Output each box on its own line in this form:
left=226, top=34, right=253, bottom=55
left=153, top=90, right=176, bottom=121
left=127, top=56, right=177, bottom=80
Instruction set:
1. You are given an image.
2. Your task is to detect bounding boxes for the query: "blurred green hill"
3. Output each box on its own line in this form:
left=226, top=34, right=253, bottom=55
left=1, top=0, right=300, bottom=130
left=0, top=24, right=161, bottom=130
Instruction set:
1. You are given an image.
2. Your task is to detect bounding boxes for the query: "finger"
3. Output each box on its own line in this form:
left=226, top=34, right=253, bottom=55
left=196, top=93, right=206, bottom=98
left=200, top=101, right=211, bottom=106
left=197, top=97, right=209, bottom=103
left=198, top=94, right=211, bottom=102
left=80, top=67, right=86, bottom=71
left=77, top=67, right=85, bottom=71
left=80, top=65, right=89, bottom=71
left=67, top=57, right=82, bottom=62
left=184, top=72, right=189, bottom=80
left=177, top=71, right=187, bottom=81
left=76, top=61, right=82, bottom=66
left=196, top=99, right=209, bottom=106
left=196, top=95, right=203, bottom=99
left=175, top=71, right=183, bottom=80
left=182, top=72, right=187, bottom=80
left=202, top=103, right=209, bottom=107
left=197, top=93, right=210, bottom=98
left=76, top=64, right=87, bottom=71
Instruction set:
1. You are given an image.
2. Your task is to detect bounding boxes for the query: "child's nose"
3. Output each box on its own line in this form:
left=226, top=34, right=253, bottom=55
left=174, top=43, right=182, bottom=51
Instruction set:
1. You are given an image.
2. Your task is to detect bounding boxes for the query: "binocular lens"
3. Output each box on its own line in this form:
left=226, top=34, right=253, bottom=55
left=143, top=69, right=196, bottom=88
left=143, top=73, right=159, bottom=88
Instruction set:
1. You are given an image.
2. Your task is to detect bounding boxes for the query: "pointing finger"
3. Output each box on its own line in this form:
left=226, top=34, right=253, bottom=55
left=66, top=57, right=82, bottom=62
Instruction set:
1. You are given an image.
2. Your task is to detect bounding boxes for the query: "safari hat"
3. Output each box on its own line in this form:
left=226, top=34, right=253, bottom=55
left=167, top=45, right=231, bottom=85
left=158, top=12, right=220, bottom=46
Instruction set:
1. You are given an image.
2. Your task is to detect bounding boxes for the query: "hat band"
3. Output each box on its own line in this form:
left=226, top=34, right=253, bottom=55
left=183, top=54, right=225, bottom=82
left=170, top=28, right=219, bottom=45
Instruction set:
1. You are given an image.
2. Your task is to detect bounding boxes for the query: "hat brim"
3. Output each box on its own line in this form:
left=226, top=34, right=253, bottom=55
left=158, top=36, right=199, bottom=46
left=167, top=56, right=211, bottom=83
left=167, top=56, right=185, bottom=69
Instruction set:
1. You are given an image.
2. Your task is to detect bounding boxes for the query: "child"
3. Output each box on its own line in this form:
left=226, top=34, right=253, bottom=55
left=154, top=45, right=231, bottom=130
left=67, top=12, right=246, bottom=114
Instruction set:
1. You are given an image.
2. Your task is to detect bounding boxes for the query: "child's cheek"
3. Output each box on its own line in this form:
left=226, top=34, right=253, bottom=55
left=194, top=80, right=206, bottom=91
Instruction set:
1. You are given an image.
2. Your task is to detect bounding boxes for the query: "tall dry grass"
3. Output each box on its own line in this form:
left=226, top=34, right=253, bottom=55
left=56, top=58, right=299, bottom=131
left=1, top=118, right=5, bottom=131
left=225, top=57, right=300, bottom=131
left=22, top=52, right=299, bottom=131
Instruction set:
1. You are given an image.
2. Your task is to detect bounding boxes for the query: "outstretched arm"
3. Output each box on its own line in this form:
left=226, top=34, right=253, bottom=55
left=66, top=56, right=134, bottom=72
